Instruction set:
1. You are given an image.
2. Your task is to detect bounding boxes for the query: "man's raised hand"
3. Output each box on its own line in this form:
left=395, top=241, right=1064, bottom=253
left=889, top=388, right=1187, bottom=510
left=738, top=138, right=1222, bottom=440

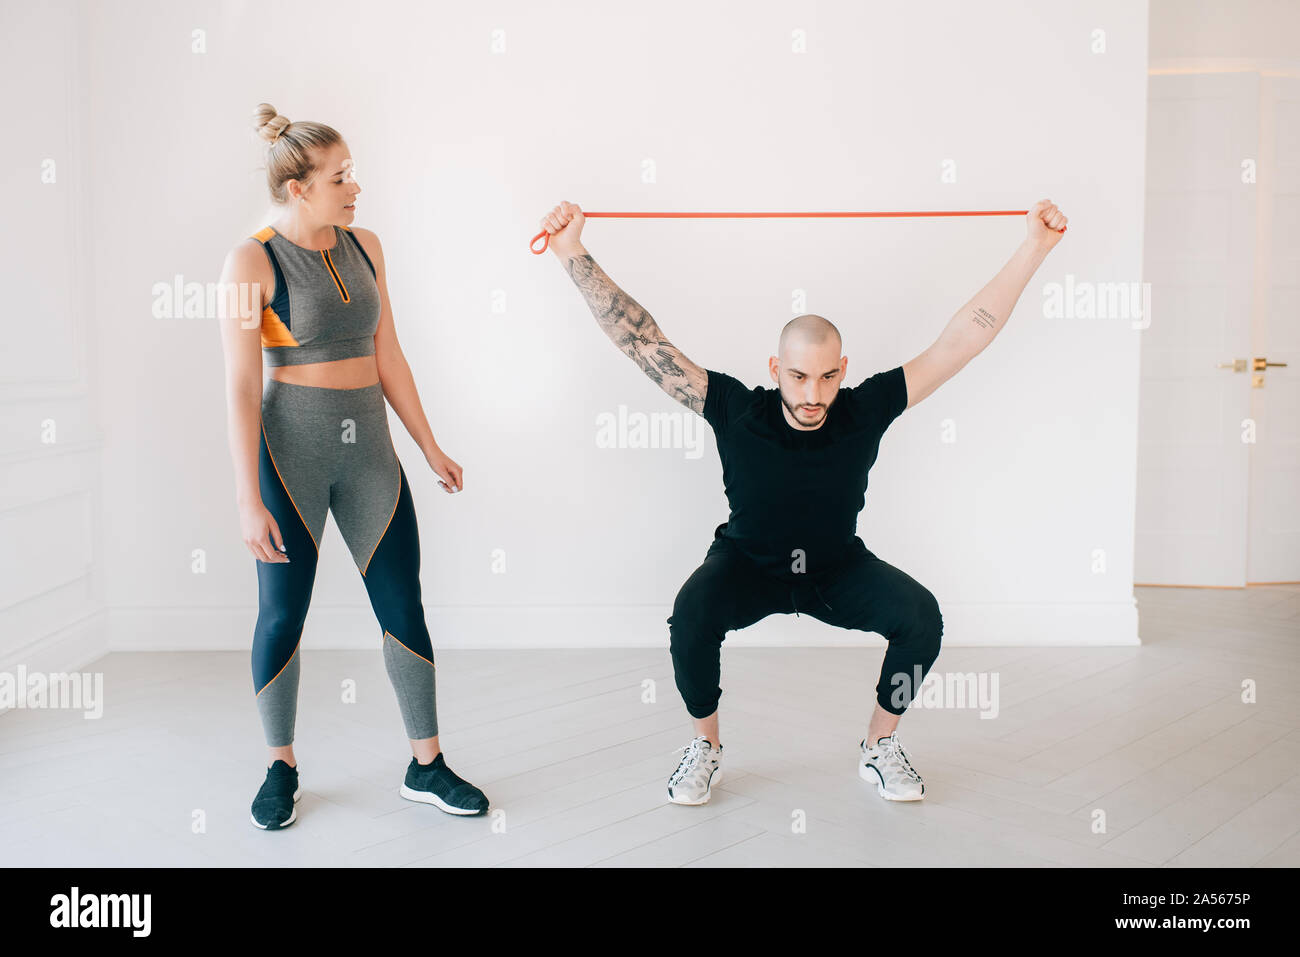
left=540, top=201, right=587, bottom=258
left=1028, top=198, right=1068, bottom=250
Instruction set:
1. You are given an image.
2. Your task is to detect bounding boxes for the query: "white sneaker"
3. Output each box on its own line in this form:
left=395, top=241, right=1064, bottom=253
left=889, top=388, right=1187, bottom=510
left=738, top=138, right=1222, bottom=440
left=859, top=731, right=925, bottom=801
left=667, top=736, right=723, bottom=805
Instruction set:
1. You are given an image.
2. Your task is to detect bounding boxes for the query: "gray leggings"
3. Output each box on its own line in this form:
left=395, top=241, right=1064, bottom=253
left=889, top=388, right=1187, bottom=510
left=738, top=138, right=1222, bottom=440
left=252, top=378, right=438, bottom=746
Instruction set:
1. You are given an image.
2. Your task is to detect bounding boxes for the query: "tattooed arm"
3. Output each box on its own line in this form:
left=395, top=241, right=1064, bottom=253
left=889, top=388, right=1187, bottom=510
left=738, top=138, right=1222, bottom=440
left=899, top=199, right=1068, bottom=410
left=540, top=201, right=708, bottom=413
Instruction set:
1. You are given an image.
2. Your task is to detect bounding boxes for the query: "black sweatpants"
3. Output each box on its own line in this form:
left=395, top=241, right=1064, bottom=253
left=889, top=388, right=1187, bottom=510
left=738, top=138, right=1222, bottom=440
left=667, top=529, right=944, bottom=720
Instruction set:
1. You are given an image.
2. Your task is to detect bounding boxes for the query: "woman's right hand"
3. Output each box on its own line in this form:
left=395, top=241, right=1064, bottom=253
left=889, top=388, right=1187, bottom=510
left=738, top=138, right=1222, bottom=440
left=241, top=502, right=289, bottom=563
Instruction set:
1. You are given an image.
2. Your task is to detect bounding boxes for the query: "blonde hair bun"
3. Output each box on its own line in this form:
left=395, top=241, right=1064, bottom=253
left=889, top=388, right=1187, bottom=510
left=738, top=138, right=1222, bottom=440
left=253, top=102, right=291, bottom=144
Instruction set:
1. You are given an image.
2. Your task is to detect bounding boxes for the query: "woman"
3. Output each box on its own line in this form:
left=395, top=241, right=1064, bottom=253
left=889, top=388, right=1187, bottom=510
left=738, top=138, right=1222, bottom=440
left=217, top=103, right=488, bottom=829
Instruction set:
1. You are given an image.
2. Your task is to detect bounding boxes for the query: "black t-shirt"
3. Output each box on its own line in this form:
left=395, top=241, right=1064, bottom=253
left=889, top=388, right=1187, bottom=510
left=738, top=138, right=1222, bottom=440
left=701, top=365, right=908, bottom=582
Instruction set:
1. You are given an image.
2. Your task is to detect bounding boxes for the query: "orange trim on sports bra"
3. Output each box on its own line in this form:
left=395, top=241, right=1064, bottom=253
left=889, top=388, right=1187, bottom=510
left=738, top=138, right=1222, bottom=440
left=260, top=306, right=299, bottom=348
left=321, top=249, right=350, bottom=302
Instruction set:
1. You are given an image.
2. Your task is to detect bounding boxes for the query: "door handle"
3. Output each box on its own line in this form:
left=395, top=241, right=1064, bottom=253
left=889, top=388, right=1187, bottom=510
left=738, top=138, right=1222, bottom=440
left=1218, top=357, right=1287, bottom=386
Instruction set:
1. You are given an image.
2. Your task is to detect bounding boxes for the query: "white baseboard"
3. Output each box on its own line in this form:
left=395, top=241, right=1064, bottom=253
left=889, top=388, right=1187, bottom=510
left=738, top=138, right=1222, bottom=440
left=0, top=608, right=108, bottom=674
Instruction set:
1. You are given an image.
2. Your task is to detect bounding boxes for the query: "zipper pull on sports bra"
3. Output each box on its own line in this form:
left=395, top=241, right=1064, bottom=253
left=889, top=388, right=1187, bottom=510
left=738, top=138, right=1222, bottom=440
left=250, top=224, right=381, bottom=367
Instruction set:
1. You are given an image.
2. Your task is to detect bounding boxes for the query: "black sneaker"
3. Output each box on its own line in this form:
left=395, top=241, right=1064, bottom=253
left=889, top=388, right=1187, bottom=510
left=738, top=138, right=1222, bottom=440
left=250, top=759, right=301, bottom=830
left=399, top=753, right=489, bottom=816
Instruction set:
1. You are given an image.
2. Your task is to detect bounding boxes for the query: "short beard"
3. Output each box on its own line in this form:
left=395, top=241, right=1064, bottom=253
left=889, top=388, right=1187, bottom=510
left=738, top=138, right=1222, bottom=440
left=779, top=389, right=834, bottom=425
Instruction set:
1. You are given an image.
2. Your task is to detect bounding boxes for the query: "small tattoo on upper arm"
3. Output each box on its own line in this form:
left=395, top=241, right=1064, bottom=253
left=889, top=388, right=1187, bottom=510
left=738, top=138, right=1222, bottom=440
left=970, top=307, right=998, bottom=330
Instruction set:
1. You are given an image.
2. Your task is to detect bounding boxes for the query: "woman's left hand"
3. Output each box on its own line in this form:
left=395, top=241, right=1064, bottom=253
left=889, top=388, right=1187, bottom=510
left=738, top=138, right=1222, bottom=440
left=427, top=449, right=463, bottom=493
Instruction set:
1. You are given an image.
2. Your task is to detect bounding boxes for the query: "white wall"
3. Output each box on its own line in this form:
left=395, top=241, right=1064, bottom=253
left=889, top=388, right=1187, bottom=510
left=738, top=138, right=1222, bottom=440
left=0, top=0, right=106, bottom=682
left=21, top=0, right=1151, bottom=657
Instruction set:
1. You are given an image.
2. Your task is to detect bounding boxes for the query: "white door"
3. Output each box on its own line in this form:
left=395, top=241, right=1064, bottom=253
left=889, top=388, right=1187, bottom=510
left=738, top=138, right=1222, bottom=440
left=1136, top=71, right=1259, bottom=586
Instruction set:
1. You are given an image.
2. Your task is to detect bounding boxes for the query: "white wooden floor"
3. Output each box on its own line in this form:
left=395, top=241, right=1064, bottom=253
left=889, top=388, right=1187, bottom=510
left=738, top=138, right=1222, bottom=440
left=2, top=584, right=1297, bottom=867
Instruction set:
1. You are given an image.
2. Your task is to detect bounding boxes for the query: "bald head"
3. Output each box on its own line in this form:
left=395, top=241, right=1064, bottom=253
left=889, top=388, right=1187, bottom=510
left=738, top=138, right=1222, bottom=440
left=770, top=314, right=846, bottom=430
left=779, top=314, right=842, bottom=360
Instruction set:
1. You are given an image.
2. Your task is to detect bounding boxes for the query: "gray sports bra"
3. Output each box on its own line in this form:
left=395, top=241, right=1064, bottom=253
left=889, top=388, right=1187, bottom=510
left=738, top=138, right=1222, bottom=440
left=250, top=224, right=381, bottom=366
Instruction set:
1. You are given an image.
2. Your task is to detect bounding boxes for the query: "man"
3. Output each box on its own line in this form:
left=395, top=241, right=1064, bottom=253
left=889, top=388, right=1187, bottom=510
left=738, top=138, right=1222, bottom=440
left=539, top=198, right=1068, bottom=804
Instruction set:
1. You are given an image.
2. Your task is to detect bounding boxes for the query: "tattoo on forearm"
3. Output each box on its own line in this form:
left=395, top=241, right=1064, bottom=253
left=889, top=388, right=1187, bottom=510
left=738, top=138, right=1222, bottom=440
left=565, top=253, right=706, bottom=413
left=970, top=306, right=999, bottom=331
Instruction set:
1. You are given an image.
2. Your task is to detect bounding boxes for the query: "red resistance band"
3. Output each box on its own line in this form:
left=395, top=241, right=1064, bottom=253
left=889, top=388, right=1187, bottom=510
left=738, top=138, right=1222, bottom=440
left=530, top=209, right=1043, bottom=254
